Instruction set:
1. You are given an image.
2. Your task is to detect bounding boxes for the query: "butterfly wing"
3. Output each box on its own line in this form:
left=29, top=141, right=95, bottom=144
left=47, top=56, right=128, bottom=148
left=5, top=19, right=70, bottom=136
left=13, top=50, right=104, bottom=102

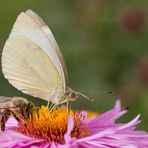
left=10, top=10, right=68, bottom=88
left=2, top=36, right=63, bottom=103
left=2, top=10, right=68, bottom=104
left=25, top=9, right=68, bottom=85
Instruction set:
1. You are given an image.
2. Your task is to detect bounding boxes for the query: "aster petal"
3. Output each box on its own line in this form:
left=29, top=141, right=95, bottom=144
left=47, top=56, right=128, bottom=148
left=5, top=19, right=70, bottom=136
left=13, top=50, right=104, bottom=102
left=0, top=129, right=48, bottom=148
left=64, top=115, right=74, bottom=143
left=5, top=117, right=18, bottom=129
left=67, top=115, right=74, bottom=135
left=50, top=142, right=56, bottom=148
left=115, top=99, right=121, bottom=108
left=87, top=100, right=126, bottom=125
left=115, top=114, right=141, bottom=131
left=75, top=100, right=148, bottom=147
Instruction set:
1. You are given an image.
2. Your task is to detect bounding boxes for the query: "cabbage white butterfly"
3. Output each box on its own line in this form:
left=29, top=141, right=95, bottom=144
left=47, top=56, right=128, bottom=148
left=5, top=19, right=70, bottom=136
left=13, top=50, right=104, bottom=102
left=2, top=10, right=91, bottom=105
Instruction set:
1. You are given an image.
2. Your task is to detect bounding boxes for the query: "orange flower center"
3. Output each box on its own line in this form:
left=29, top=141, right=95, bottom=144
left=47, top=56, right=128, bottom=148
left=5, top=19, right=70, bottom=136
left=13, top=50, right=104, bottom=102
left=16, top=106, right=89, bottom=144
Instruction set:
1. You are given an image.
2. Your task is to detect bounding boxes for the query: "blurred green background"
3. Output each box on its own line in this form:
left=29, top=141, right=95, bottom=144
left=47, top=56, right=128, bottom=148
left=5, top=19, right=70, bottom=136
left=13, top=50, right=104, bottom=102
left=0, top=0, right=148, bottom=130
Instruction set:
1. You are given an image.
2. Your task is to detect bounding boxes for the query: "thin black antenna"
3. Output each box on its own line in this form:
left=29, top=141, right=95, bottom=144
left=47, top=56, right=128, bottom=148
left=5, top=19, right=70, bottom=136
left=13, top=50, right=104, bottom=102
left=104, top=91, right=114, bottom=94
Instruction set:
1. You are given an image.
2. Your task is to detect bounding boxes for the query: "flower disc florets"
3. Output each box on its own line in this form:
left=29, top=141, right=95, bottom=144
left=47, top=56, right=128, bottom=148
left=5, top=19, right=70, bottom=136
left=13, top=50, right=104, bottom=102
left=16, top=106, right=89, bottom=144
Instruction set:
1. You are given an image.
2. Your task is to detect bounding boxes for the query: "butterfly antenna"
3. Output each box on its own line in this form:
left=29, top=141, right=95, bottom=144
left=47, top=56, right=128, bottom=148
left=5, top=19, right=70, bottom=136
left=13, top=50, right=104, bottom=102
left=104, top=91, right=114, bottom=94
left=77, top=92, right=94, bottom=102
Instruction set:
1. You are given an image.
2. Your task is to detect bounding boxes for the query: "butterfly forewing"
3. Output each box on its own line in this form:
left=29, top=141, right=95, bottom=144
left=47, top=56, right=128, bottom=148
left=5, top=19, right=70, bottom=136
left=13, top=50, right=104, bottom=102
left=2, top=36, right=63, bottom=103
left=25, top=10, right=68, bottom=85
left=2, top=10, right=69, bottom=104
left=10, top=10, right=67, bottom=89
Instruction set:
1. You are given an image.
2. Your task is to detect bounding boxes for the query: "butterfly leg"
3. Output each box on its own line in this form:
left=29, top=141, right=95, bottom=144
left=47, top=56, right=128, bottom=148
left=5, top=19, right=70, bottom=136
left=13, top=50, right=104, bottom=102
left=66, top=101, right=72, bottom=114
left=46, top=100, right=50, bottom=109
left=49, top=104, right=57, bottom=113
left=66, top=101, right=69, bottom=114
left=45, top=101, right=53, bottom=112
left=49, top=103, right=54, bottom=110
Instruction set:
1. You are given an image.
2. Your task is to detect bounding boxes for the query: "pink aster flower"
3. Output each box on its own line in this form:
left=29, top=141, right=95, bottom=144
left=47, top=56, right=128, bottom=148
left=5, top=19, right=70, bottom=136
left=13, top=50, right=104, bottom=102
left=0, top=100, right=148, bottom=148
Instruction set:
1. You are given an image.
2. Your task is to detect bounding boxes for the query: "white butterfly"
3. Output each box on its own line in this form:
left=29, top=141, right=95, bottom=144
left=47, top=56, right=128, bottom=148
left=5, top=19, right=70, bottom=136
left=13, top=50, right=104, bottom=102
left=1, top=9, right=80, bottom=105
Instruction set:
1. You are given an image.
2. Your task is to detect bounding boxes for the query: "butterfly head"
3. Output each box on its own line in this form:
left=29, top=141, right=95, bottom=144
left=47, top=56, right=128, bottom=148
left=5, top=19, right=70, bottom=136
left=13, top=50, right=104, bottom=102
left=67, top=91, right=78, bottom=101
left=64, top=88, right=78, bottom=102
left=64, top=87, right=93, bottom=102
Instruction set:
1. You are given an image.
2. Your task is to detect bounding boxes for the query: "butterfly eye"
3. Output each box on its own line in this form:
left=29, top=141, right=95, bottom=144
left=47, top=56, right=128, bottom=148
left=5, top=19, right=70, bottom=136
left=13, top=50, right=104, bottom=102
left=69, top=92, right=76, bottom=99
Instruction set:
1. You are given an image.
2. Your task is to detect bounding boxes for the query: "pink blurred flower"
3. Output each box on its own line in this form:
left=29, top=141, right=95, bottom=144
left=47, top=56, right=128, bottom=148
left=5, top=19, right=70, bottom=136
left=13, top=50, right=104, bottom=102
left=0, top=100, right=148, bottom=148
left=118, top=7, right=144, bottom=33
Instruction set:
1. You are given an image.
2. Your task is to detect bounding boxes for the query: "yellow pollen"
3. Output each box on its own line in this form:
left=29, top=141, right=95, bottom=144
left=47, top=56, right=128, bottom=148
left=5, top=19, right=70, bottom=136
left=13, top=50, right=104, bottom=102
left=87, top=111, right=98, bottom=118
left=16, top=106, right=89, bottom=144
